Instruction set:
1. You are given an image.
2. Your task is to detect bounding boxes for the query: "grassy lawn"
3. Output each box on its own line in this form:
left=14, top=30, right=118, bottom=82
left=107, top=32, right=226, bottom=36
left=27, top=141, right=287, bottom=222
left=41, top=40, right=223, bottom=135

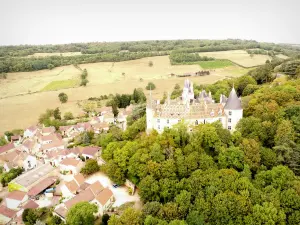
left=41, top=79, right=80, bottom=91
left=199, top=60, right=233, bottom=69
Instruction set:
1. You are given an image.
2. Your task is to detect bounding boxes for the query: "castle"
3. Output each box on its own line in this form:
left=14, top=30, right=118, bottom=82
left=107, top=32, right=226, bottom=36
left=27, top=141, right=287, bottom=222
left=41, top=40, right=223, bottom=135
left=146, top=79, right=243, bottom=133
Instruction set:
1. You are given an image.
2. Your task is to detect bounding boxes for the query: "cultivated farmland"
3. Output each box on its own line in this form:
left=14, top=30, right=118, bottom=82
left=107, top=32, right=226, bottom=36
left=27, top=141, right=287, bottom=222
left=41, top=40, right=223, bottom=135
left=0, top=55, right=249, bottom=133
left=198, top=50, right=272, bottom=67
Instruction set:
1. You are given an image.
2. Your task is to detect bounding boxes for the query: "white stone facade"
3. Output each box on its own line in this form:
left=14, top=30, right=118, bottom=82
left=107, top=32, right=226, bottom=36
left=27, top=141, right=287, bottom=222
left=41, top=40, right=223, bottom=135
left=147, top=80, right=243, bottom=133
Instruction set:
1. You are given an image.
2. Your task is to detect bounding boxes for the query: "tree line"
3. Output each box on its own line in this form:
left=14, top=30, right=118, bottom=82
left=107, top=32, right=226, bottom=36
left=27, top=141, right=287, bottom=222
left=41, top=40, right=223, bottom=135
left=169, top=52, right=215, bottom=64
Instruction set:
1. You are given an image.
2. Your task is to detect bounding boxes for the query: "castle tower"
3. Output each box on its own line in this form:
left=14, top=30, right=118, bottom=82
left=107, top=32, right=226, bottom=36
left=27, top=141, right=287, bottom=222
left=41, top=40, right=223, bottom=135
left=224, top=87, right=243, bottom=131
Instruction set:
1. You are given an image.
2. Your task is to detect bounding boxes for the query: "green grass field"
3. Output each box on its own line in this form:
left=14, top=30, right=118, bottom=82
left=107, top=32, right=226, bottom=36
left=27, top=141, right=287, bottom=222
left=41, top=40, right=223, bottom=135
left=41, top=79, right=80, bottom=91
left=199, top=60, right=233, bottom=69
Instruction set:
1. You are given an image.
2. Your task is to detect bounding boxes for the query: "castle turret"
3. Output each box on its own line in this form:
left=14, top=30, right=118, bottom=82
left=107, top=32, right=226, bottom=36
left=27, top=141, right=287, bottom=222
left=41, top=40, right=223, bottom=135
left=224, top=87, right=243, bottom=131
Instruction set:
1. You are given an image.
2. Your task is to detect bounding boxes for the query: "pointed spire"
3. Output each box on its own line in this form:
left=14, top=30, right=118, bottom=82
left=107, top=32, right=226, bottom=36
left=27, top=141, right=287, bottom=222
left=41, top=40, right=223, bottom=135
left=224, top=87, right=242, bottom=110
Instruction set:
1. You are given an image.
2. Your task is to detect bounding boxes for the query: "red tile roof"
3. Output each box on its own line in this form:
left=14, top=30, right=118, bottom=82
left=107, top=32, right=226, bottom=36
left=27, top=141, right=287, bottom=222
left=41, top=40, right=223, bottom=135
left=61, top=158, right=81, bottom=167
left=42, top=140, right=64, bottom=151
left=55, top=206, right=68, bottom=218
left=23, top=139, right=35, bottom=149
left=23, top=200, right=39, bottom=209
left=89, top=181, right=104, bottom=196
left=27, top=126, right=38, bottom=132
left=82, top=147, right=99, bottom=156
left=28, top=177, right=57, bottom=197
left=0, top=205, right=17, bottom=218
left=64, top=188, right=95, bottom=209
left=6, top=190, right=27, bottom=201
left=0, top=143, right=15, bottom=154
left=41, top=127, right=55, bottom=134
left=65, top=180, right=79, bottom=193
left=95, top=188, right=113, bottom=206
left=74, top=173, right=85, bottom=186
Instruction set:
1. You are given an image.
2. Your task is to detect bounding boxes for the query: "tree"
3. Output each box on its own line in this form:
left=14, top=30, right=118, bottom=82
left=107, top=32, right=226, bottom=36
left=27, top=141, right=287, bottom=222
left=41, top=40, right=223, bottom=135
left=66, top=202, right=97, bottom=225
left=112, top=103, right=119, bottom=117
left=108, top=208, right=142, bottom=225
left=80, top=159, right=100, bottom=175
left=64, top=112, right=74, bottom=120
left=80, top=78, right=89, bottom=86
left=240, top=138, right=261, bottom=171
left=58, top=92, right=68, bottom=103
left=53, top=107, right=61, bottom=120
left=0, top=136, right=7, bottom=146
left=236, top=75, right=257, bottom=96
left=22, top=208, right=38, bottom=225
left=102, top=214, right=110, bottom=225
left=146, top=82, right=156, bottom=90
left=148, top=61, right=154, bottom=67
left=186, top=211, right=205, bottom=225
left=82, top=101, right=97, bottom=114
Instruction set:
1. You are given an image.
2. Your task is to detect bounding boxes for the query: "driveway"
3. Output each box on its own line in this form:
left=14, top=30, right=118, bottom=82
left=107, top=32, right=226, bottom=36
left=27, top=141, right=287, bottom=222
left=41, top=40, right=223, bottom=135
left=85, top=172, right=140, bottom=207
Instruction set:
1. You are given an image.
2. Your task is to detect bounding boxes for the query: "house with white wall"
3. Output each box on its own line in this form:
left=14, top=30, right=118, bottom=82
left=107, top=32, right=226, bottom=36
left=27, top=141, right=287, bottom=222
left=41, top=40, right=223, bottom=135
left=23, top=155, right=37, bottom=171
left=92, top=188, right=114, bottom=215
left=5, top=191, right=28, bottom=210
left=60, top=158, right=83, bottom=174
left=82, top=147, right=99, bottom=160
left=40, top=126, right=55, bottom=136
left=24, top=126, right=38, bottom=138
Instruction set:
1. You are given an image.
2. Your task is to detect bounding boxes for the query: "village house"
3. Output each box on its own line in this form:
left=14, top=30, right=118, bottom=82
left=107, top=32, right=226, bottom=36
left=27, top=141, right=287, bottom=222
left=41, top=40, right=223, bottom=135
left=66, top=147, right=80, bottom=159
left=11, top=135, right=22, bottom=145
left=40, top=126, right=56, bottom=136
left=27, top=176, right=58, bottom=198
left=23, top=126, right=38, bottom=138
left=92, top=122, right=109, bottom=134
left=0, top=150, right=20, bottom=172
left=54, top=180, right=114, bottom=221
left=82, top=146, right=99, bottom=160
left=89, top=116, right=103, bottom=125
left=59, top=125, right=77, bottom=137
left=23, top=155, right=37, bottom=171
left=9, top=164, right=56, bottom=192
left=0, top=205, right=17, bottom=224
left=5, top=191, right=28, bottom=210
left=60, top=158, right=84, bottom=174
left=21, top=139, right=36, bottom=153
left=41, top=139, right=65, bottom=153
left=61, top=173, right=87, bottom=198
left=0, top=142, right=16, bottom=155
left=92, top=188, right=114, bottom=215
left=76, top=122, right=92, bottom=133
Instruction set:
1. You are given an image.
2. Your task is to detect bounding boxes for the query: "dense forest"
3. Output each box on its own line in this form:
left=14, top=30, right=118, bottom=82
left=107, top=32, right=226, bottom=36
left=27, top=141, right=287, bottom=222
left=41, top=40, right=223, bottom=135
left=1, top=39, right=300, bottom=73
left=82, top=58, right=300, bottom=225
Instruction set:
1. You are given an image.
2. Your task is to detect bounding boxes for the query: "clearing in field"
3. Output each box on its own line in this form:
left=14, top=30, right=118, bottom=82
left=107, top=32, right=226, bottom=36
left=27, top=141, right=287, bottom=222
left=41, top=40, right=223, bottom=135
left=199, top=60, right=233, bottom=69
left=41, top=79, right=80, bottom=91
left=198, top=50, right=272, bottom=67
left=26, top=52, right=82, bottom=57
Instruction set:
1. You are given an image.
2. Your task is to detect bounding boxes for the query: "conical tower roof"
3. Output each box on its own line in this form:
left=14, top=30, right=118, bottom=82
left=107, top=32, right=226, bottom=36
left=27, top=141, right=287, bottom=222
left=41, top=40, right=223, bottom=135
left=224, top=87, right=242, bottom=110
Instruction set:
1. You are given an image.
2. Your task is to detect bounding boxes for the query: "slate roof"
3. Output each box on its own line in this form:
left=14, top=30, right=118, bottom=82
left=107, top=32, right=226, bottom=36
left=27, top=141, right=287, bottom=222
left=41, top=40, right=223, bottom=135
left=224, top=87, right=242, bottom=110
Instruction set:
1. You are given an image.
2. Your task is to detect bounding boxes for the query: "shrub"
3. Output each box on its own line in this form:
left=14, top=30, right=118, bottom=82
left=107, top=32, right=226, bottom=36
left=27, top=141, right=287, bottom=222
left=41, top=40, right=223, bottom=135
left=64, top=112, right=74, bottom=120
left=58, top=92, right=68, bottom=103
left=81, top=159, right=100, bottom=175
left=146, top=82, right=156, bottom=90
left=148, top=61, right=154, bottom=67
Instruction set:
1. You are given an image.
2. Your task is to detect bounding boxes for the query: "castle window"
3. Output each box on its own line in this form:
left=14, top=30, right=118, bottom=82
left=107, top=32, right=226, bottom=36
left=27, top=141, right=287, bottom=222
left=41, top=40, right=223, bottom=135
left=157, top=119, right=160, bottom=123
left=167, top=119, right=169, bottom=124
left=229, top=111, right=232, bottom=116
left=158, top=125, right=160, bottom=130
left=178, top=119, right=181, bottom=123
left=219, top=118, right=222, bottom=122
left=228, top=118, right=231, bottom=123
left=228, top=126, right=232, bottom=130
left=195, top=120, right=198, bottom=125
left=204, top=119, right=206, bottom=124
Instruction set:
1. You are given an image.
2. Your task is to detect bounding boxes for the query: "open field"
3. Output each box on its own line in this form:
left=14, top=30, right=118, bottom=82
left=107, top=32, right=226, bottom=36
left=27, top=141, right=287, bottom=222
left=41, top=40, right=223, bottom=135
left=0, top=65, right=82, bottom=98
left=0, top=56, right=249, bottom=133
left=198, top=50, right=272, bottom=67
left=199, top=60, right=233, bottom=69
left=27, top=52, right=82, bottom=57
left=276, top=54, right=289, bottom=59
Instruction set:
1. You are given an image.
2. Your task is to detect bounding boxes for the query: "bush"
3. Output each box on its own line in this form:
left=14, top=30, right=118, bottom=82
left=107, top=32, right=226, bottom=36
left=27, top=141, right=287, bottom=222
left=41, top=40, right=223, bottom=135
left=81, top=159, right=100, bottom=175
left=64, top=112, right=74, bottom=120
left=80, top=78, right=89, bottom=86
left=148, top=61, right=154, bottom=67
left=146, top=82, right=156, bottom=90
left=58, top=92, right=68, bottom=103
